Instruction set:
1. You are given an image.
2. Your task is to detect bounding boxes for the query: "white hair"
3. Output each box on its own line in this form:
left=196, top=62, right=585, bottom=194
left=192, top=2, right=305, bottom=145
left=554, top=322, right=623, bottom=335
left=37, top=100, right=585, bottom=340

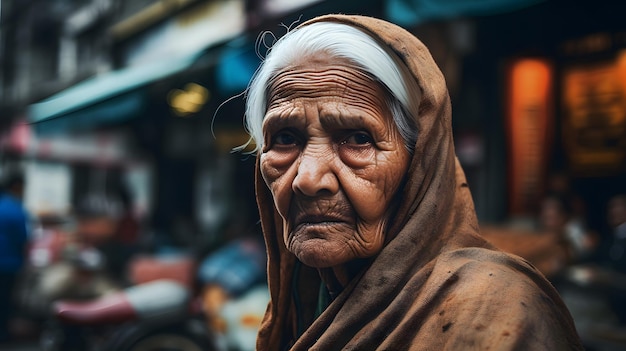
left=243, top=21, right=421, bottom=154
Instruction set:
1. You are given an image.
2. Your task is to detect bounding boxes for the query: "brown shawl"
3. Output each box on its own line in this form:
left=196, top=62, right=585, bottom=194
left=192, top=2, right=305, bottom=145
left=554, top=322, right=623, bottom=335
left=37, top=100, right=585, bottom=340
left=254, top=14, right=583, bottom=350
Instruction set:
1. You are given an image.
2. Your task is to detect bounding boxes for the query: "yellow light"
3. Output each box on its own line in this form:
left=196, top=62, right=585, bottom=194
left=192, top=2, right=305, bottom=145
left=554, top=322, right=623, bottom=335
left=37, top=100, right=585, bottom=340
left=167, top=82, right=210, bottom=117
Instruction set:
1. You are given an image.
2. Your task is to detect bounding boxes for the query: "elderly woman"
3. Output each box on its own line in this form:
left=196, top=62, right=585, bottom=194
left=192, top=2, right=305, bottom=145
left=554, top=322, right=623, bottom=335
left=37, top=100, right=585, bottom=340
left=244, top=14, right=583, bottom=350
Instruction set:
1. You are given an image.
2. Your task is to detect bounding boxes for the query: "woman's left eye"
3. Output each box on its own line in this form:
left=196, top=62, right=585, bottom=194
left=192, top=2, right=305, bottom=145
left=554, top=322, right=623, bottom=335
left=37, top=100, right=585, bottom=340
left=342, top=132, right=373, bottom=145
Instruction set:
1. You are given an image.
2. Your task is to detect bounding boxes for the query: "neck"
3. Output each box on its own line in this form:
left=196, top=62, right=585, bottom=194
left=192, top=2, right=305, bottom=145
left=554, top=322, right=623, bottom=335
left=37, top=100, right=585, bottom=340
left=318, top=258, right=368, bottom=298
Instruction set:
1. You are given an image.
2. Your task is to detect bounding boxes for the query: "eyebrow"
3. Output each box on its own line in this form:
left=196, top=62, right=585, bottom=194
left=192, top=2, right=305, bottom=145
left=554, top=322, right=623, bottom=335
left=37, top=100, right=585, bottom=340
left=262, top=113, right=305, bottom=132
left=263, top=111, right=380, bottom=133
left=319, top=113, right=376, bottom=131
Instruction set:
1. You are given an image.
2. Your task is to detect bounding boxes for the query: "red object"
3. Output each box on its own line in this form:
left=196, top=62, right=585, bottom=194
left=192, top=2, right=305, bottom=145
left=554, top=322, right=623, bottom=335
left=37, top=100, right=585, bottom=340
left=128, top=256, right=196, bottom=288
left=54, top=292, right=137, bottom=326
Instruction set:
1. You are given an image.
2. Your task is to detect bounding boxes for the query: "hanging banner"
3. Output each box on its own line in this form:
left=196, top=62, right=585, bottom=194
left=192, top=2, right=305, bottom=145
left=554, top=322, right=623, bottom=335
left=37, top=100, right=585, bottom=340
left=507, top=58, right=553, bottom=215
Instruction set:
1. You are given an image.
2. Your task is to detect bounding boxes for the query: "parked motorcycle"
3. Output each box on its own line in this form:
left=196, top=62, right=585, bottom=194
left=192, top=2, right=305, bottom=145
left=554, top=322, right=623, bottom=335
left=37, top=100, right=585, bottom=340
left=37, top=230, right=269, bottom=351
left=40, top=237, right=269, bottom=351
left=41, top=279, right=217, bottom=351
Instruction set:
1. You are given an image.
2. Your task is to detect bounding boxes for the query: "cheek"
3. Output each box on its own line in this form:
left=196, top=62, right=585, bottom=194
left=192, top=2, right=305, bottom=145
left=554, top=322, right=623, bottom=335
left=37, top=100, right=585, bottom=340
left=338, top=145, right=375, bottom=167
left=347, top=177, right=388, bottom=218
left=343, top=151, right=409, bottom=223
left=260, top=152, right=297, bottom=217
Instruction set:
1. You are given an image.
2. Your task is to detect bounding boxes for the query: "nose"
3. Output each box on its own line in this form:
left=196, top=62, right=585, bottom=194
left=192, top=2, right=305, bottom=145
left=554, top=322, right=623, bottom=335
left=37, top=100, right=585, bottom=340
left=292, top=147, right=339, bottom=197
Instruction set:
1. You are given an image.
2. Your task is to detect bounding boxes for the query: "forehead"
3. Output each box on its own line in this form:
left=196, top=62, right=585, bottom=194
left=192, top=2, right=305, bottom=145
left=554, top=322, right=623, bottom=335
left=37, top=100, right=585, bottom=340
left=266, top=57, right=387, bottom=111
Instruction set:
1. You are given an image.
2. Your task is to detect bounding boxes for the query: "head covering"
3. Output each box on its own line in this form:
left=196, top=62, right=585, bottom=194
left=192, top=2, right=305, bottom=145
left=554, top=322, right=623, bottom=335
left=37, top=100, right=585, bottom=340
left=254, top=14, right=582, bottom=350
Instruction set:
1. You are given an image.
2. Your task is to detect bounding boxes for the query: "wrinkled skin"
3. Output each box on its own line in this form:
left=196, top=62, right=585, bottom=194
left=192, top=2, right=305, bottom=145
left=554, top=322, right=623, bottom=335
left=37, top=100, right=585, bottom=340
left=260, top=56, right=411, bottom=270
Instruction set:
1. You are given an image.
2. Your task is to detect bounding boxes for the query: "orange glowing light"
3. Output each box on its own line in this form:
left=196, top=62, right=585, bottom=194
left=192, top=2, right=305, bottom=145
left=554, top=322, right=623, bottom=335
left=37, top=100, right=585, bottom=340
left=507, top=59, right=553, bottom=215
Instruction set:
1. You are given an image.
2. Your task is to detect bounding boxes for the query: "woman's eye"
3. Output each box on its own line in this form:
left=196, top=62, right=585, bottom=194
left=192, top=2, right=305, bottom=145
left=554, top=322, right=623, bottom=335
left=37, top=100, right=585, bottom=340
left=273, top=131, right=298, bottom=146
left=342, top=132, right=373, bottom=145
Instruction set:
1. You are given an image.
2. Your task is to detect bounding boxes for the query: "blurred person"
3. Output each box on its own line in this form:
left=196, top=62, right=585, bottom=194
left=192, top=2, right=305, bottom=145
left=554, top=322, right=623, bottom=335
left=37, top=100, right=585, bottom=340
left=74, top=193, right=133, bottom=285
left=546, top=171, right=587, bottom=220
left=108, top=185, right=142, bottom=283
left=540, top=192, right=598, bottom=264
left=0, top=169, right=30, bottom=341
left=545, top=172, right=597, bottom=259
left=604, top=193, right=626, bottom=326
left=113, top=185, right=141, bottom=248
left=480, top=193, right=586, bottom=279
left=243, top=14, right=583, bottom=350
left=605, top=193, right=626, bottom=273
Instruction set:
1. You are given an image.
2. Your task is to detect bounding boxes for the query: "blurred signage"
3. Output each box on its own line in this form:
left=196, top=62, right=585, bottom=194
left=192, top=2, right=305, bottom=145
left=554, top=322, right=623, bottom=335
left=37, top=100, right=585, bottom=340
left=24, top=161, right=72, bottom=216
left=1, top=120, right=132, bottom=164
left=507, top=59, right=553, bottom=215
left=561, top=50, right=626, bottom=176
left=28, top=132, right=132, bottom=165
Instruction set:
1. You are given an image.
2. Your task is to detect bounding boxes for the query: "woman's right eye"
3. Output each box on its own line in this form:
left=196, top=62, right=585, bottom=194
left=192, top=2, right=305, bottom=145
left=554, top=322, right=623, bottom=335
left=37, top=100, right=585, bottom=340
left=273, top=130, right=299, bottom=146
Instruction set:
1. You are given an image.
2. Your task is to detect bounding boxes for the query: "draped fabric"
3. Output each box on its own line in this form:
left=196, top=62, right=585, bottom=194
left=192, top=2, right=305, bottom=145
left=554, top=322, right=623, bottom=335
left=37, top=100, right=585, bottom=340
left=254, top=14, right=583, bottom=350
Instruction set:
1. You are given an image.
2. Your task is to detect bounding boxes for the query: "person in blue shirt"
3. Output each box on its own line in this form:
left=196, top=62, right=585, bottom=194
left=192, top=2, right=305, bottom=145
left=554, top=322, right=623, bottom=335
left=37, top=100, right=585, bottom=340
left=0, top=169, right=29, bottom=342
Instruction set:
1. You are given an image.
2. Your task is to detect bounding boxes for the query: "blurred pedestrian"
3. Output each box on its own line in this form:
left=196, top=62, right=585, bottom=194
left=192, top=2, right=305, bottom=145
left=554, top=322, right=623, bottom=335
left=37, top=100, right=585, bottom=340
left=0, top=169, right=30, bottom=341
left=113, top=185, right=140, bottom=248
left=596, top=193, right=626, bottom=327
left=539, top=192, right=598, bottom=264
left=606, top=193, right=626, bottom=273
left=74, top=193, right=130, bottom=285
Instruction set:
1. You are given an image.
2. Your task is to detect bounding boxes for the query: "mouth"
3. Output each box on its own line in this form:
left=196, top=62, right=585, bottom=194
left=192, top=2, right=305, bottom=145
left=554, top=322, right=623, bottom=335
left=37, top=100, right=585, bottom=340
left=295, top=214, right=341, bottom=227
left=292, top=213, right=350, bottom=232
left=288, top=197, right=355, bottom=234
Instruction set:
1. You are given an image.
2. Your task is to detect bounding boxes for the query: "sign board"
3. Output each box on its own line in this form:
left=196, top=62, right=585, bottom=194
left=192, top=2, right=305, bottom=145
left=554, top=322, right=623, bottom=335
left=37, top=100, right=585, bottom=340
left=561, top=50, right=626, bottom=176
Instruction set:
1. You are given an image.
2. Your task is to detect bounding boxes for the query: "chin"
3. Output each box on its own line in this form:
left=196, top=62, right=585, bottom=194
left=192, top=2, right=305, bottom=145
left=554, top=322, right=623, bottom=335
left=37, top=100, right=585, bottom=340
left=290, top=239, right=352, bottom=268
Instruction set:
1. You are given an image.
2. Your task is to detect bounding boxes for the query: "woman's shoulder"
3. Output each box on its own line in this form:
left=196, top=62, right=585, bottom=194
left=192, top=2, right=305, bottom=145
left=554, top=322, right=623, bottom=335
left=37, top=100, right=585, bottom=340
left=432, top=246, right=561, bottom=307
left=422, top=246, right=582, bottom=349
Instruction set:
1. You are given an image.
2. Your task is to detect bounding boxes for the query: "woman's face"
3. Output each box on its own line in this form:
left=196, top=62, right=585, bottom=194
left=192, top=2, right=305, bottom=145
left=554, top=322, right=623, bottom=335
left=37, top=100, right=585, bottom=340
left=260, top=57, right=411, bottom=268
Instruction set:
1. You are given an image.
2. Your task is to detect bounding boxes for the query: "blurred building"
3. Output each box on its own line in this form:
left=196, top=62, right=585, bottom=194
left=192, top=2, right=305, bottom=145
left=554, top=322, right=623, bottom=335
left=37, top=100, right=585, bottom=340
left=0, top=0, right=384, bottom=247
left=0, top=0, right=624, bottom=246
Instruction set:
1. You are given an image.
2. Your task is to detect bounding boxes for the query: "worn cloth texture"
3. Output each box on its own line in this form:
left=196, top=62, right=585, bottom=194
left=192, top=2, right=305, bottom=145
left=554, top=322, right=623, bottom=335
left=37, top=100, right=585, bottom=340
left=254, top=14, right=583, bottom=351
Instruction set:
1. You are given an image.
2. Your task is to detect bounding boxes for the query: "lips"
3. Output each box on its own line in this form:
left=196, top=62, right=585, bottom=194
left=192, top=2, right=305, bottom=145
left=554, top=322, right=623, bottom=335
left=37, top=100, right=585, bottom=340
left=295, top=214, right=344, bottom=228
left=290, top=199, right=355, bottom=232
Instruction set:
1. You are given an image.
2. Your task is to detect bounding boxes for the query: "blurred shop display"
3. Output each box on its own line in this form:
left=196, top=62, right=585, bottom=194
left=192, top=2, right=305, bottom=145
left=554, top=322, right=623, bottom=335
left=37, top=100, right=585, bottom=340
left=562, top=49, right=626, bottom=177
left=24, top=162, right=72, bottom=217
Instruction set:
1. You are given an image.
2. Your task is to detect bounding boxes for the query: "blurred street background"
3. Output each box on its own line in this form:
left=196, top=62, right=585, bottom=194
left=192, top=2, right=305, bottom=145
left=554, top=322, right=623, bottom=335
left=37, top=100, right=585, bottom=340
left=0, top=0, right=625, bottom=350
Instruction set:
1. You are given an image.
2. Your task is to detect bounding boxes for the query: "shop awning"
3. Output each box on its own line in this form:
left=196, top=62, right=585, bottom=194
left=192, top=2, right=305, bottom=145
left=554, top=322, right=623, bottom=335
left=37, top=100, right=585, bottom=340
left=28, top=51, right=204, bottom=135
left=215, top=38, right=260, bottom=95
left=386, top=0, right=545, bottom=26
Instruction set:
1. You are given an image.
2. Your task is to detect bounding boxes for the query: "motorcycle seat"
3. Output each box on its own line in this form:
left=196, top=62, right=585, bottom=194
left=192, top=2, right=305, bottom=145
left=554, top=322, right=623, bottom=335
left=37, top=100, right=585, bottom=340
left=53, top=279, right=191, bottom=326
left=124, top=279, right=190, bottom=319
left=53, top=291, right=137, bottom=325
